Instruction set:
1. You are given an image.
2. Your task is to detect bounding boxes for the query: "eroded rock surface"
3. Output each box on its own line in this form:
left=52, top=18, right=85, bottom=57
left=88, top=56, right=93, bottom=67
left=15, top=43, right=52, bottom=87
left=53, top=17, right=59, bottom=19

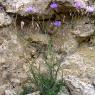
left=0, top=0, right=95, bottom=95
left=0, top=11, right=12, bottom=27
left=1, top=0, right=74, bottom=15
left=61, top=46, right=95, bottom=95
left=65, top=76, right=95, bottom=95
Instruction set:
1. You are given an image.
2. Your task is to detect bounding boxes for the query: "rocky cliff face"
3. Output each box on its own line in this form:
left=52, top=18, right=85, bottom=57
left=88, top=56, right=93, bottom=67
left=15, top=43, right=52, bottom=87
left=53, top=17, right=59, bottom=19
left=0, top=0, right=95, bottom=95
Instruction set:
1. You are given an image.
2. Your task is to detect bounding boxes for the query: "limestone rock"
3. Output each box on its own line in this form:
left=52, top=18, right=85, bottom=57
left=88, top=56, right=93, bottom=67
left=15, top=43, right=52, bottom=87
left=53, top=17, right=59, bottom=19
left=4, top=90, right=16, bottom=95
left=0, top=84, right=10, bottom=95
left=65, top=76, right=95, bottom=95
left=58, top=86, right=69, bottom=95
left=61, top=46, right=95, bottom=95
left=0, top=12, right=12, bottom=27
left=52, top=32, right=78, bottom=54
left=63, top=35, right=78, bottom=54
left=26, top=91, right=40, bottom=95
left=0, top=26, right=27, bottom=94
left=30, top=33, right=50, bottom=45
left=0, top=0, right=95, bottom=95
left=71, top=17, right=95, bottom=37
left=2, top=0, right=51, bottom=15
left=0, top=0, right=82, bottom=16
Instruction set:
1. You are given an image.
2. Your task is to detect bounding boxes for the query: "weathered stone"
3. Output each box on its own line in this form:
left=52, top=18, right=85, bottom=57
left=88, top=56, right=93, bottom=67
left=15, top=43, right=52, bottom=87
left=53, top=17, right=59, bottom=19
left=1, top=0, right=94, bottom=16
left=29, top=33, right=50, bottom=45
left=0, top=12, right=12, bottom=27
left=65, top=76, right=95, bottom=95
left=11, top=78, right=20, bottom=84
left=2, top=0, right=74, bottom=15
left=58, top=86, right=69, bottom=95
left=0, top=0, right=95, bottom=95
left=52, top=32, right=78, bottom=54
left=0, top=26, right=27, bottom=94
left=71, top=17, right=95, bottom=37
left=27, top=91, right=40, bottom=95
left=61, top=46, right=95, bottom=95
left=0, top=56, right=6, bottom=63
left=4, top=90, right=16, bottom=95
left=0, top=84, right=10, bottom=95
left=61, top=46, right=95, bottom=76
left=63, top=35, right=78, bottom=54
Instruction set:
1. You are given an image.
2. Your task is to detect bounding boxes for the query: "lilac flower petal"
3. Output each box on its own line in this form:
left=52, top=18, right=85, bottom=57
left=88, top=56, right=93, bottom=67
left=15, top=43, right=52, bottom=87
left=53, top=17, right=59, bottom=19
left=50, top=2, right=58, bottom=9
left=86, top=6, right=95, bottom=13
left=25, top=6, right=33, bottom=13
left=0, top=6, right=4, bottom=11
left=54, top=21, right=61, bottom=27
left=74, top=0, right=86, bottom=9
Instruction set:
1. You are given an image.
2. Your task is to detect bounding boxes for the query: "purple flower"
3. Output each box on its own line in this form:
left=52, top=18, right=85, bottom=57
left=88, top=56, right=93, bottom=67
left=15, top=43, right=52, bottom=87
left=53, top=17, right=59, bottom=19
left=86, top=6, right=95, bottom=13
left=25, top=6, right=33, bottom=13
left=54, top=21, right=61, bottom=27
left=50, top=2, right=58, bottom=9
left=74, top=0, right=86, bottom=9
left=0, top=6, right=4, bottom=11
